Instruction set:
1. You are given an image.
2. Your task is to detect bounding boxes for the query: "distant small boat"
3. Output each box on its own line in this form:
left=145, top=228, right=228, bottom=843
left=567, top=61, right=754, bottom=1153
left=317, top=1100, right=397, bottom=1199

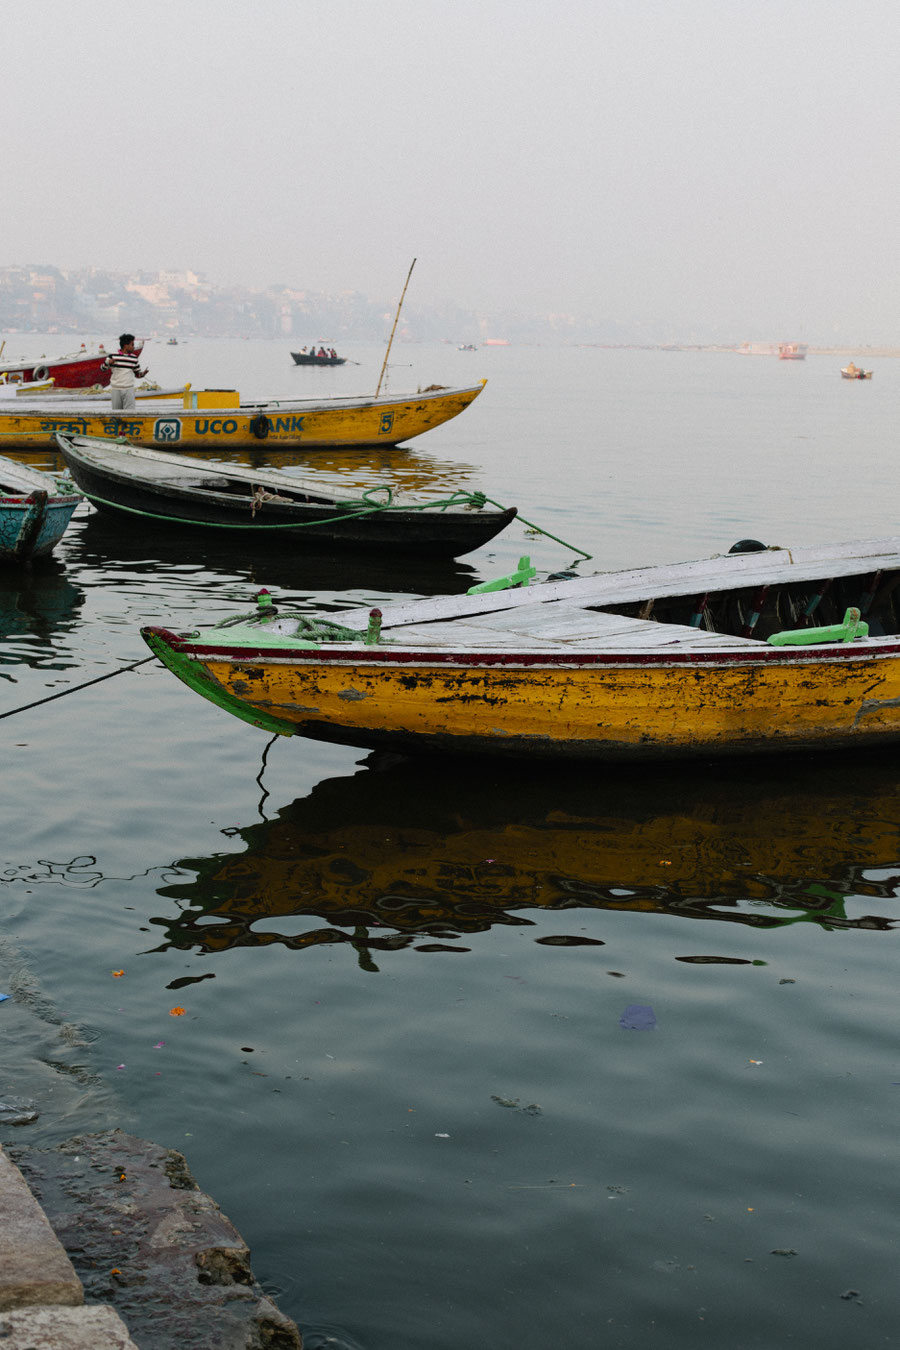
left=0, top=457, right=81, bottom=561
left=841, top=364, right=872, bottom=380
left=458, top=344, right=478, bottom=351
left=291, top=351, right=346, bottom=366
left=56, top=434, right=517, bottom=558
left=778, top=343, right=807, bottom=360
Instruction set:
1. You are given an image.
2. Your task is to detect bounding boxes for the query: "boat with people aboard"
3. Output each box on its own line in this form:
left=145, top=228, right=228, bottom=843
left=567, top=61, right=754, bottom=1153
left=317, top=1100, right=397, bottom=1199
left=55, top=433, right=518, bottom=558
left=0, top=379, right=487, bottom=453
left=291, top=347, right=346, bottom=366
left=841, top=362, right=872, bottom=380
left=778, top=343, right=807, bottom=360
left=0, top=340, right=145, bottom=388
left=142, top=534, right=900, bottom=760
left=0, top=456, right=81, bottom=562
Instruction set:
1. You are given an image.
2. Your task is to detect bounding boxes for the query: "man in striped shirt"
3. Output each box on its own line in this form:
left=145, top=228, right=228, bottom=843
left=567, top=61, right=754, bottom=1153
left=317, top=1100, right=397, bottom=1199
left=102, top=334, right=148, bottom=410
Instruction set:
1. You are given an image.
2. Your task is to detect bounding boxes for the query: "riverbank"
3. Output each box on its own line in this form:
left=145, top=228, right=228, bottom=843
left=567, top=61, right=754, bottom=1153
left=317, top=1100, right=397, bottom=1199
left=1, top=1131, right=302, bottom=1349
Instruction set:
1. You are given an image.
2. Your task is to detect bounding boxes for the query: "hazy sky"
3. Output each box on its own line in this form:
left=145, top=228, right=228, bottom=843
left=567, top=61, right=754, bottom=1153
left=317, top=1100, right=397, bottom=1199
left=5, top=1, right=900, bottom=340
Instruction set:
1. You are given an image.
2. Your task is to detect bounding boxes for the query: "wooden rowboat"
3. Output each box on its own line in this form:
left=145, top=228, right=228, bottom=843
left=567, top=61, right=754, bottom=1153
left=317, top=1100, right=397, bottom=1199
left=142, top=535, right=900, bottom=760
left=290, top=351, right=346, bottom=366
left=0, top=457, right=81, bottom=562
left=55, top=434, right=517, bottom=558
left=0, top=341, right=144, bottom=389
left=841, top=365, right=873, bottom=379
left=0, top=380, right=487, bottom=453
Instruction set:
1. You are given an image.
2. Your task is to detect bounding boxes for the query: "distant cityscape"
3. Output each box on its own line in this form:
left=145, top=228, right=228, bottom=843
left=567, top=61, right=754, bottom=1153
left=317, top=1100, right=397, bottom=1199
left=0, top=263, right=627, bottom=348
left=0, top=264, right=893, bottom=353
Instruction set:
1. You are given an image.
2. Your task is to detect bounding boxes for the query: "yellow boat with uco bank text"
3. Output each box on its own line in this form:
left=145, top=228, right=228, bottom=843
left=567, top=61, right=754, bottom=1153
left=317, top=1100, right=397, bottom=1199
left=0, top=380, right=487, bottom=454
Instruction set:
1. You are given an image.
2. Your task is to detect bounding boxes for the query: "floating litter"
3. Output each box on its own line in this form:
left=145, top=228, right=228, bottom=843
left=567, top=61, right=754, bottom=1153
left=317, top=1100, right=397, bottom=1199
left=619, top=1004, right=657, bottom=1030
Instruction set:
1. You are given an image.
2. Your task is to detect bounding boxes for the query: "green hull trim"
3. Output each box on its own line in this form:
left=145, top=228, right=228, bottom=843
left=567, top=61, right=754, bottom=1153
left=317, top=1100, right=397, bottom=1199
left=142, top=629, right=296, bottom=737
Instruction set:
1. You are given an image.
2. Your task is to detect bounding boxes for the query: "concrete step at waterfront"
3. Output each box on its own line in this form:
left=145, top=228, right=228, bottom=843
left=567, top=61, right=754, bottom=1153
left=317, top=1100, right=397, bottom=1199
left=6, top=1131, right=303, bottom=1349
left=0, top=1148, right=83, bottom=1309
left=0, top=1304, right=139, bottom=1349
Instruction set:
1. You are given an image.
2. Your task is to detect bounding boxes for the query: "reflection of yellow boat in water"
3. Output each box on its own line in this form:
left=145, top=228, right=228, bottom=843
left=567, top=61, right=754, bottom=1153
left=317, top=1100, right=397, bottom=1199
left=151, top=757, right=900, bottom=962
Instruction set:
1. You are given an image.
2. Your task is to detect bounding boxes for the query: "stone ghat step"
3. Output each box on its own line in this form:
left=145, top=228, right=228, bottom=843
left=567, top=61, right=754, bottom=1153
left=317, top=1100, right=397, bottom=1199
left=0, top=1147, right=83, bottom=1310
left=0, top=1305, right=139, bottom=1349
left=3, top=1131, right=303, bottom=1349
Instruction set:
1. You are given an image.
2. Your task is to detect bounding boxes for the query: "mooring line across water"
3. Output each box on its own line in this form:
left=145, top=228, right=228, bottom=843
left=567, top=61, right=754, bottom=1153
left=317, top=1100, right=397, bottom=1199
left=0, top=657, right=156, bottom=722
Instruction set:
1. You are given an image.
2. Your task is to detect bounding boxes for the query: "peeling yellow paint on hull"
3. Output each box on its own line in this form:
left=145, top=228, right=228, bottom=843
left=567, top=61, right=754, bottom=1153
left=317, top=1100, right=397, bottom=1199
left=0, top=382, right=486, bottom=452
left=203, top=649, right=900, bottom=758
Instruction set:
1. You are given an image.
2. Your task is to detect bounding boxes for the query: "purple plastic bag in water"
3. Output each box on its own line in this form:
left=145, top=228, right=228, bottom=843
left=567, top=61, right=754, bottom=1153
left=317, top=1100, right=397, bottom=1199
left=619, top=1004, right=656, bottom=1030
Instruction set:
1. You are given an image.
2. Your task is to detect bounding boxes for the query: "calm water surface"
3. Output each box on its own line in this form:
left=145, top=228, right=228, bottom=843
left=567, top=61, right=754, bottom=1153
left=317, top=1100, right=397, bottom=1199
left=2, top=340, right=899, bottom=1348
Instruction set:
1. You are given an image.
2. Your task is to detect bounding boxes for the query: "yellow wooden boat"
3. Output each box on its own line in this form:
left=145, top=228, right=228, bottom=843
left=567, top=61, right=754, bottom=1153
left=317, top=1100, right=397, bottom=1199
left=0, top=380, right=487, bottom=453
left=142, top=536, right=900, bottom=760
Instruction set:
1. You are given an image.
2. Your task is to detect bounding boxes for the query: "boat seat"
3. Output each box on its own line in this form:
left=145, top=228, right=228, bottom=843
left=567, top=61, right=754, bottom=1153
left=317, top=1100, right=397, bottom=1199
left=157, top=475, right=234, bottom=491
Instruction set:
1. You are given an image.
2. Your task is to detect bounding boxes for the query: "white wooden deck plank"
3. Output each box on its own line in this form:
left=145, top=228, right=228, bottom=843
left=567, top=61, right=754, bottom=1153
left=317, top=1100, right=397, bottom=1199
left=379, top=614, right=765, bottom=655
left=328, top=538, right=900, bottom=630
left=388, top=623, right=546, bottom=650
left=459, top=605, right=635, bottom=636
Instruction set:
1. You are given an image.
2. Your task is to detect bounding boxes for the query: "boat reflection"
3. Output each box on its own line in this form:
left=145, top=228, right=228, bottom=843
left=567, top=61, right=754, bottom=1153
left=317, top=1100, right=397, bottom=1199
left=151, top=755, right=900, bottom=965
left=0, top=557, right=84, bottom=648
left=6, top=443, right=481, bottom=497
left=70, top=510, right=480, bottom=597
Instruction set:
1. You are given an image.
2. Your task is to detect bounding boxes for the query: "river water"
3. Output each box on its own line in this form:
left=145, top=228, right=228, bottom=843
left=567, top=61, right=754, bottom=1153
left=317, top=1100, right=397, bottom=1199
left=2, top=339, right=899, bottom=1348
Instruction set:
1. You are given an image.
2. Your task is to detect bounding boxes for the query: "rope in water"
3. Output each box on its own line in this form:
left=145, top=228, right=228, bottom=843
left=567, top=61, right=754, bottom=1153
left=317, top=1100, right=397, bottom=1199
left=0, top=657, right=155, bottom=721
left=479, top=496, right=592, bottom=561
left=75, top=486, right=592, bottom=558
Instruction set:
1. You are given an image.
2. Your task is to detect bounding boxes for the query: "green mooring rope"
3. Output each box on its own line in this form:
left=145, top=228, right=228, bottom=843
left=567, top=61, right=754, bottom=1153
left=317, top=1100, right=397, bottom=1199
left=78, top=485, right=592, bottom=559
left=478, top=495, right=591, bottom=561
